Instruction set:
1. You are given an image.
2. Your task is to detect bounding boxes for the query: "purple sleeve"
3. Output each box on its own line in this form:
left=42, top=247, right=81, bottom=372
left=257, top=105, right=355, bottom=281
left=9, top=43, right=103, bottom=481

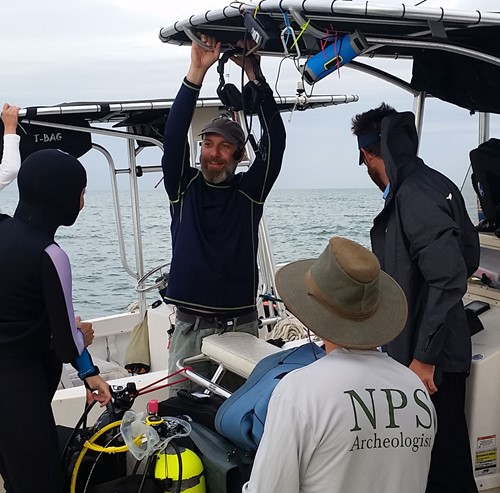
left=41, top=244, right=84, bottom=363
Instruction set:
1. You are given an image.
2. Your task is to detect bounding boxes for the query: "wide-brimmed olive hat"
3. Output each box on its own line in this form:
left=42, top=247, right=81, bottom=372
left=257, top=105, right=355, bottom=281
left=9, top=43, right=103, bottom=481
left=275, top=237, right=407, bottom=349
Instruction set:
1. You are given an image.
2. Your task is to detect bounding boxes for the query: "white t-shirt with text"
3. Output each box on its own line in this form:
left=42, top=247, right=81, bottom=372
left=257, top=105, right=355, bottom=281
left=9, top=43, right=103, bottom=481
left=243, top=348, right=436, bottom=493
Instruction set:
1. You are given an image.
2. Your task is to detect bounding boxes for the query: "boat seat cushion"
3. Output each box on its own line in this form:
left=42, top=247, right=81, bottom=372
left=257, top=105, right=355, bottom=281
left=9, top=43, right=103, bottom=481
left=201, top=332, right=281, bottom=379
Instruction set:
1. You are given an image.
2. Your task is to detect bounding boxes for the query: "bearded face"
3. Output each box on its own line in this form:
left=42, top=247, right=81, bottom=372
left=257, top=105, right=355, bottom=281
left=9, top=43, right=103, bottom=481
left=200, top=134, right=240, bottom=184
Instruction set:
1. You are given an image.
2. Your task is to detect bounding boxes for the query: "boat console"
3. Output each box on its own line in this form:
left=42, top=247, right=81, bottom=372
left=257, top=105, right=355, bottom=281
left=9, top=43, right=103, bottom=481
left=466, top=233, right=500, bottom=491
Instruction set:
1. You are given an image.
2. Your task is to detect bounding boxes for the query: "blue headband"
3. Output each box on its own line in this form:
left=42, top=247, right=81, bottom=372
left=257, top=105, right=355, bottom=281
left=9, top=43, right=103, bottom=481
left=357, top=132, right=380, bottom=149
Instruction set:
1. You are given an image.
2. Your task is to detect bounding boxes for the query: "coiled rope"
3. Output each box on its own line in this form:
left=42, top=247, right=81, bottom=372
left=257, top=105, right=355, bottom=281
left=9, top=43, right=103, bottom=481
left=266, top=315, right=309, bottom=341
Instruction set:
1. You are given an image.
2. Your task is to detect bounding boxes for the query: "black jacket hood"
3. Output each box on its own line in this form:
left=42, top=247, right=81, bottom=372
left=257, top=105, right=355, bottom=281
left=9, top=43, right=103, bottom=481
left=380, top=111, right=423, bottom=195
left=14, top=149, right=87, bottom=237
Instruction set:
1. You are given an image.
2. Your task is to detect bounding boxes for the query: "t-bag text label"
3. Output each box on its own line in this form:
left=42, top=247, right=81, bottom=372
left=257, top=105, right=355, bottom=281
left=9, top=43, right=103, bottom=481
left=33, top=133, right=63, bottom=143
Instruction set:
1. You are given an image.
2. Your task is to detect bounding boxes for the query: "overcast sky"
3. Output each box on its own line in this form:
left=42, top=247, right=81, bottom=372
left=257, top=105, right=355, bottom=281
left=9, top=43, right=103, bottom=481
left=2, top=0, right=500, bottom=190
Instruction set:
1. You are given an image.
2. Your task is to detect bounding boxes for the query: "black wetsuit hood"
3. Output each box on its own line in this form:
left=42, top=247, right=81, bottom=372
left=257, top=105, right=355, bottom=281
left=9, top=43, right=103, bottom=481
left=14, top=149, right=87, bottom=236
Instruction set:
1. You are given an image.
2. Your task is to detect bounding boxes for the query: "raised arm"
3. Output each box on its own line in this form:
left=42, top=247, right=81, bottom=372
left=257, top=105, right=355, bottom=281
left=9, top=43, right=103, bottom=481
left=186, top=35, right=221, bottom=86
left=230, top=41, right=286, bottom=201
left=162, top=35, right=221, bottom=200
left=247, top=84, right=286, bottom=202
left=229, top=41, right=261, bottom=83
left=0, top=103, right=21, bottom=191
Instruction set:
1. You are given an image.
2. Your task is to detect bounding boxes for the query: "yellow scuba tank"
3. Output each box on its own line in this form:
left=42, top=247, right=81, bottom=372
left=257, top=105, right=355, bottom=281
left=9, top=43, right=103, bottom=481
left=154, top=444, right=206, bottom=493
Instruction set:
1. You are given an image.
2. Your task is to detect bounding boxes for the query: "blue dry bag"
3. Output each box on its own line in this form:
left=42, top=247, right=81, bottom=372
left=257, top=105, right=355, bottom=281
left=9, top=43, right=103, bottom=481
left=303, top=30, right=368, bottom=84
left=214, top=342, right=325, bottom=451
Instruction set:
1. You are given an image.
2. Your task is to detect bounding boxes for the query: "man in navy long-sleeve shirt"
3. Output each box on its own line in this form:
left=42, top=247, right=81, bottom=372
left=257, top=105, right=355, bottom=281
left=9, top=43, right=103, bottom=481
left=162, top=35, right=286, bottom=393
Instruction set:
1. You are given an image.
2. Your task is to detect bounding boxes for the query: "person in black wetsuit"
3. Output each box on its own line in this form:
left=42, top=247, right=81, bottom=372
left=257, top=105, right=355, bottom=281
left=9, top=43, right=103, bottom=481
left=0, top=149, right=111, bottom=493
left=162, top=35, right=286, bottom=393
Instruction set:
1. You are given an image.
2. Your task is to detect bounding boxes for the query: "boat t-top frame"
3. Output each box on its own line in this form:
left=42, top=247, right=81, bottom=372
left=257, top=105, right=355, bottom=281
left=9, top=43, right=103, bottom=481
left=160, top=1, right=500, bottom=143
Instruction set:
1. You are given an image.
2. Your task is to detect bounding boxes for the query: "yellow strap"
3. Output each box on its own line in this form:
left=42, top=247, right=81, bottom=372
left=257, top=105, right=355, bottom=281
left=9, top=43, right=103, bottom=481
left=290, top=20, right=310, bottom=49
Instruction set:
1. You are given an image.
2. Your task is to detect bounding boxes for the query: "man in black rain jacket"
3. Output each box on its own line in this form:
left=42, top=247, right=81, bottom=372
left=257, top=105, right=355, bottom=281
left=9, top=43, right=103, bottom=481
left=352, top=103, right=480, bottom=493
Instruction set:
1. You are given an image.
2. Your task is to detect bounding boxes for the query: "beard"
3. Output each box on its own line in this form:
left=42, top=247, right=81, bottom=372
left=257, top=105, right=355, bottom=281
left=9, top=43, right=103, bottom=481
left=368, top=169, right=387, bottom=193
left=200, top=157, right=237, bottom=184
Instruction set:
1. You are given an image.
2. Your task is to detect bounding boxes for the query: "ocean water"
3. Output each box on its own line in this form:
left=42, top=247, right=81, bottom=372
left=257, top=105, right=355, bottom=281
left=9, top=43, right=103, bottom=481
left=0, top=188, right=383, bottom=318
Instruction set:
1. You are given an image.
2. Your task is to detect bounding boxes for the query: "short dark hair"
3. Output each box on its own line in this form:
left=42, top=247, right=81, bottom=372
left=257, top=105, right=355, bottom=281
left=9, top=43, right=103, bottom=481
left=351, top=103, right=396, bottom=157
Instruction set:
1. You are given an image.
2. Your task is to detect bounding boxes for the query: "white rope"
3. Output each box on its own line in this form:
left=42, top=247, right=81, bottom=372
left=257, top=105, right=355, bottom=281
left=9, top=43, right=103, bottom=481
left=266, top=315, right=310, bottom=341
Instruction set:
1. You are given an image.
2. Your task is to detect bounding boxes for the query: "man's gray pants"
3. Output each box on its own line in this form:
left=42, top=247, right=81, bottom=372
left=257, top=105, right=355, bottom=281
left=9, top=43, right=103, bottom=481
left=167, top=313, right=259, bottom=396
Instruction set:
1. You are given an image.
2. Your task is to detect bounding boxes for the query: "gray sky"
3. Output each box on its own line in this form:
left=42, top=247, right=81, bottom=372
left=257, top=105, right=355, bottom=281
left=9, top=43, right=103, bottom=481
left=2, top=0, right=500, bottom=190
